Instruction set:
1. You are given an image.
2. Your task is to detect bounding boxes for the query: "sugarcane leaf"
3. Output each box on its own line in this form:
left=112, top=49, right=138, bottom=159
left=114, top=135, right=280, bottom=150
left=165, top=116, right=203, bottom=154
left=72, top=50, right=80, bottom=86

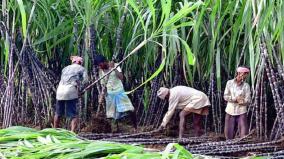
left=127, top=0, right=146, bottom=31
left=180, top=39, right=195, bottom=65
left=16, top=0, right=27, bottom=38
left=37, top=136, right=48, bottom=145
left=172, top=149, right=180, bottom=159
left=146, top=0, right=156, bottom=30
left=23, top=140, right=34, bottom=148
left=46, top=135, right=53, bottom=144
left=33, top=20, right=73, bottom=45
left=48, top=33, right=73, bottom=49
left=125, top=57, right=166, bottom=94
left=161, top=143, right=174, bottom=159
left=4, top=39, right=9, bottom=75
left=167, top=21, right=195, bottom=31
left=51, top=136, right=61, bottom=144
left=123, top=145, right=144, bottom=153
left=160, top=0, right=172, bottom=27
left=173, top=144, right=192, bottom=158
left=0, top=126, right=37, bottom=135
left=163, top=1, right=203, bottom=28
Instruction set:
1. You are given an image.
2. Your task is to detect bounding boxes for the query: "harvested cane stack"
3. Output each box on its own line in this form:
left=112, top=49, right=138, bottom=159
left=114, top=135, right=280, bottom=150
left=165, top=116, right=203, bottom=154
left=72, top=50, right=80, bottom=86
left=0, top=21, right=19, bottom=128
left=19, top=45, right=56, bottom=126
left=208, top=64, right=223, bottom=134
left=138, top=51, right=164, bottom=129
left=0, top=72, right=5, bottom=99
left=248, top=43, right=284, bottom=141
left=187, top=138, right=283, bottom=156
left=0, top=19, right=56, bottom=127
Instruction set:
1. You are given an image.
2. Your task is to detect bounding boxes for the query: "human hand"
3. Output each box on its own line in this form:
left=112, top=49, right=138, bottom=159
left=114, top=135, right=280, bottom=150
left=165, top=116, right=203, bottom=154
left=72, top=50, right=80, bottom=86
left=236, top=96, right=245, bottom=104
left=109, top=61, right=115, bottom=68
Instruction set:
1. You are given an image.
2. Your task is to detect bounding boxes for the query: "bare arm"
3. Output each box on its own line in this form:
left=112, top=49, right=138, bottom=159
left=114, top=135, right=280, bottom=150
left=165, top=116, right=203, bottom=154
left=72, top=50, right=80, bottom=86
left=110, top=62, right=123, bottom=80
left=115, top=70, right=124, bottom=80
left=161, top=95, right=178, bottom=127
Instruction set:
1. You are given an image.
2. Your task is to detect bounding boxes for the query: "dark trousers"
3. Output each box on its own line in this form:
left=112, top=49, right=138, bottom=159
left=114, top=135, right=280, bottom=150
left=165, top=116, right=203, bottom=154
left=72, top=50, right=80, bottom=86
left=224, top=113, right=248, bottom=139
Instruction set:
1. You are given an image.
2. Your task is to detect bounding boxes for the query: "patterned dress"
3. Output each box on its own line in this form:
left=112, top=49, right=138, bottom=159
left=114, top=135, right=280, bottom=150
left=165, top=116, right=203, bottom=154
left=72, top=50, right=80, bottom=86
left=99, top=64, right=134, bottom=119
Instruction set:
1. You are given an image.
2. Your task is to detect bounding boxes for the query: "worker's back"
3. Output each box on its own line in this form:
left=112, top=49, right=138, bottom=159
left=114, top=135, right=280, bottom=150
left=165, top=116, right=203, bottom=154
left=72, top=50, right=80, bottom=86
left=170, top=86, right=210, bottom=109
left=56, top=63, right=87, bottom=100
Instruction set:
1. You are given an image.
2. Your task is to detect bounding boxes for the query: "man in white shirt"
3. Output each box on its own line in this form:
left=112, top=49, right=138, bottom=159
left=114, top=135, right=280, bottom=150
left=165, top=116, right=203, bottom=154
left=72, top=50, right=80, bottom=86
left=54, top=56, right=88, bottom=132
left=157, top=86, right=210, bottom=138
left=224, top=66, right=251, bottom=139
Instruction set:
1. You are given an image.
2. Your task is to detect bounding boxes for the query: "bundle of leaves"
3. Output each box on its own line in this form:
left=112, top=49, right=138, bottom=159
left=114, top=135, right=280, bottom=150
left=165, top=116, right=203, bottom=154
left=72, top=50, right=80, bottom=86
left=0, top=126, right=192, bottom=159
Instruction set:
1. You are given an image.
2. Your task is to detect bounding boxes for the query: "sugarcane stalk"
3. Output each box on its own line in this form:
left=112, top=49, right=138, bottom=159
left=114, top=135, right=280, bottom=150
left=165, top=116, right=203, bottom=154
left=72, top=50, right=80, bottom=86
left=142, top=51, right=163, bottom=127
left=109, top=129, right=160, bottom=139
left=149, top=76, right=163, bottom=129
left=272, top=47, right=284, bottom=81
left=258, top=150, right=284, bottom=157
left=153, top=100, right=167, bottom=128
left=189, top=138, right=283, bottom=155
left=96, top=81, right=108, bottom=117
left=209, top=65, right=217, bottom=133
left=259, top=73, right=264, bottom=139
left=145, top=77, right=162, bottom=127
left=266, top=57, right=283, bottom=107
left=16, top=72, right=22, bottom=124
left=192, top=146, right=280, bottom=155
left=2, top=52, right=16, bottom=128
left=21, top=79, right=27, bottom=123
left=27, top=46, right=54, bottom=125
left=137, top=88, right=146, bottom=126
left=89, top=23, right=102, bottom=100
left=217, top=91, right=223, bottom=133
left=187, top=130, right=255, bottom=149
left=103, top=136, right=213, bottom=145
left=254, top=70, right=262, bottom=138
left=79, top=132, right=130, bottom=139
left=264, top=79, right=268, bottom=140
left=75, top=80, right=82, bottom=131
left=261, top=44, right=283, bottom=140
left=112, top=2, right=129, bottom=61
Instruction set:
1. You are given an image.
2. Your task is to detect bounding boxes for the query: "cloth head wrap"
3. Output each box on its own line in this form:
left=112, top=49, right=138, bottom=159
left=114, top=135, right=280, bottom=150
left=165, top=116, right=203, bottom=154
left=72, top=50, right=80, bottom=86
left=157, top=87, right=170, bottom=100
left=237, top=67, right=250, bottom=73
left=70, top=56, right=83, bottom=64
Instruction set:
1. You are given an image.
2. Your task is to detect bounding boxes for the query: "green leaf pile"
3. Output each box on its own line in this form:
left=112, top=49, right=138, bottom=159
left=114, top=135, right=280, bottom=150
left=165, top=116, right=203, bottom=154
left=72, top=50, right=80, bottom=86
left=0, top=126, right=192, bottom=159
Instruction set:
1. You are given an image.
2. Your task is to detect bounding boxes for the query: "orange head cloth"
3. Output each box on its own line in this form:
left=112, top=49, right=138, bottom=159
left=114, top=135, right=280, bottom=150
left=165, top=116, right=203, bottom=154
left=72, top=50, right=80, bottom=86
left=70, top=56, right=83, bottom=64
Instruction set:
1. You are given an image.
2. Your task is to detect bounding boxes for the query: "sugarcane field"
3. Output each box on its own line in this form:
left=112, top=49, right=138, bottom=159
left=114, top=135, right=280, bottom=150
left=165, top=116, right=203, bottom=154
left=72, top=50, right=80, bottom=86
left=1, top=0, right=284, bottom=158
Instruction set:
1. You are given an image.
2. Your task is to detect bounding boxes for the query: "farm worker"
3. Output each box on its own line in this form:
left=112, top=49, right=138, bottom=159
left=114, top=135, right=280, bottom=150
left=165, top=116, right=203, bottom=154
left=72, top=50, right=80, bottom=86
left=157, top=86, right=210, bottom=138
left=224, top=66, right=251, bottom=139
left=94, top=55, right=137, bottom=131
left=54, top=56, right=88, bottom=132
